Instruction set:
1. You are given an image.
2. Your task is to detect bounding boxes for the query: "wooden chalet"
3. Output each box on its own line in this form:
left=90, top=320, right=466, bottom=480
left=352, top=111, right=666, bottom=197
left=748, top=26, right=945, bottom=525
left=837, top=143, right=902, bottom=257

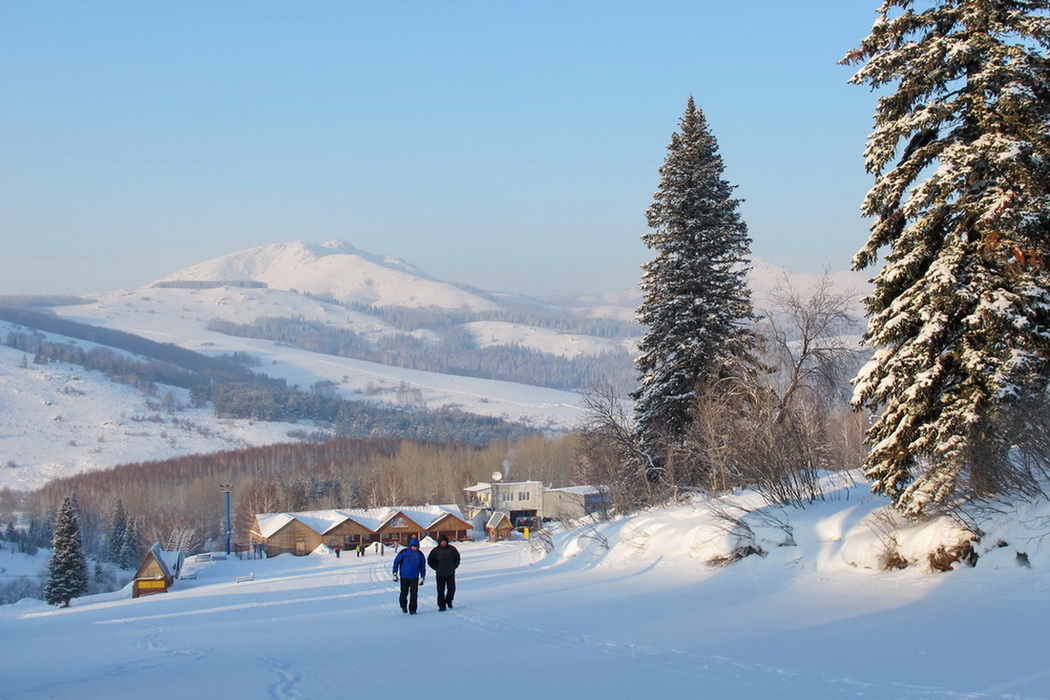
left=249, top=505, right=472, bottom=557
left=133, top=542, right=184, bottom=598
left=486, top=512, right=513, bottom=542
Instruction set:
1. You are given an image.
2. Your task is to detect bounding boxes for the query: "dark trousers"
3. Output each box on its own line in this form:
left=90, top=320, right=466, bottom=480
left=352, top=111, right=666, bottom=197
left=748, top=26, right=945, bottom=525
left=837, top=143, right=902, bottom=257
left=436, top=574, right=456, bottom=609
left=399, top=577, right=419, bottom=613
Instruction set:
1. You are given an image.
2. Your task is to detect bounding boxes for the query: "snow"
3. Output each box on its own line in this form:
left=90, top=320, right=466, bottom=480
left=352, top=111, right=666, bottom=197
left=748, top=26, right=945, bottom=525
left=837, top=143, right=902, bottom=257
left=4, top=478, right=1050, bottom=699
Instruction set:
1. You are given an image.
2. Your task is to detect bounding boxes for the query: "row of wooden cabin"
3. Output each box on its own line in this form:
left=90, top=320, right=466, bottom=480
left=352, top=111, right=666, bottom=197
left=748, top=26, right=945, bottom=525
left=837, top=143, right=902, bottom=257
left=248, top=504, right=475, bottom=557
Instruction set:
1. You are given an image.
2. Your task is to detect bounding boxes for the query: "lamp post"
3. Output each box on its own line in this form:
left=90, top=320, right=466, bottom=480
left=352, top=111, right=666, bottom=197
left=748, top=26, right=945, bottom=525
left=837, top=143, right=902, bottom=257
left=220, top=483, right=232, bottom=555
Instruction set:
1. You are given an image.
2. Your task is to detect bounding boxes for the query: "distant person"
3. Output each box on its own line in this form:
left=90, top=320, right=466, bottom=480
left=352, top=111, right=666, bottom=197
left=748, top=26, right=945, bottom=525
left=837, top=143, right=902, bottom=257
left=392, top=537, right=426, bottom=614
left=427, top=535, right=461, bottom=611
left=334, top=546, right=341, bottom=558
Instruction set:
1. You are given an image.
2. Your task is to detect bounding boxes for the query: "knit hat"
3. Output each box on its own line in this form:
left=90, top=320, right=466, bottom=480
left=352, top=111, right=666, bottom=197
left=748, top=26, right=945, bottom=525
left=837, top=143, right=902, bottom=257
left=409, top=537, right=420, bottom=547
left=439, top=535, right=449, bottom=544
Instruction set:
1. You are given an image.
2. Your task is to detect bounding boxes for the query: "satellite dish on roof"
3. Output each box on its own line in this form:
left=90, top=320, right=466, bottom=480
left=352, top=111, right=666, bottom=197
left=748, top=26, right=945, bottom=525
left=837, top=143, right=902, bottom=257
left=492, top=471, right=503, bottom=482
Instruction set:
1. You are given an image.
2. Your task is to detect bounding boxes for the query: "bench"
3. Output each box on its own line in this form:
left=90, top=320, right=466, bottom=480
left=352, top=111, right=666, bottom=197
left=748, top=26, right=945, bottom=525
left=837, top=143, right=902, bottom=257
left=235, top=573, right=255, bottom=583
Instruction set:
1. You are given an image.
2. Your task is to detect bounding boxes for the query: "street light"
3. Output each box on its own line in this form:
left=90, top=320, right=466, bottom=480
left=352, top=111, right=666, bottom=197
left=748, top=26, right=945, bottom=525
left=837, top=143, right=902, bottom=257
left=220, top=484, right=232, bottom=555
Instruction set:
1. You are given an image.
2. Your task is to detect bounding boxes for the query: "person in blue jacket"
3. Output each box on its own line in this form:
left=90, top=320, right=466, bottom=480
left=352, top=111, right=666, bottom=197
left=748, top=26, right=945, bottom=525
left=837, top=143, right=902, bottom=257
left=392, top=537, right=426, bottom=614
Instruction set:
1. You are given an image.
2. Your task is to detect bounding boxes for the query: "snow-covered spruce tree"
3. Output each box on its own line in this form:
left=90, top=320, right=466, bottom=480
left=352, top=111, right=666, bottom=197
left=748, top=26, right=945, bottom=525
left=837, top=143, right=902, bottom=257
left=118, top=517, right=140, bottom=570
left=843, top=1, right=1050, bottom=515
left=43, top=494, right=89, bottom=607
left=634, top=97, right=755, bottom=468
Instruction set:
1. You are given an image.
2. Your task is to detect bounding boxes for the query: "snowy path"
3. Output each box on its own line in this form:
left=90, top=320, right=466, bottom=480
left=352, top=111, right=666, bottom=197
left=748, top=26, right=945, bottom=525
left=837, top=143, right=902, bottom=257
left=4, top=534, right=1046, bottom=699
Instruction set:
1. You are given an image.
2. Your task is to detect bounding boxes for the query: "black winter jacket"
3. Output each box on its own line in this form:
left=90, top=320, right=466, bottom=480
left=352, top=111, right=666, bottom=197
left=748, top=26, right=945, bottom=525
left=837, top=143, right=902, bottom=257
left=427, top=543, right=461, bottom=577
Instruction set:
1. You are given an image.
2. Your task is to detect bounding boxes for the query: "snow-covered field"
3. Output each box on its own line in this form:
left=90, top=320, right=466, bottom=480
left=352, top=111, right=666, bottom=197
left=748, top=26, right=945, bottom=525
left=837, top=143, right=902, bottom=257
left=3, top=478, right=1049, bottom=699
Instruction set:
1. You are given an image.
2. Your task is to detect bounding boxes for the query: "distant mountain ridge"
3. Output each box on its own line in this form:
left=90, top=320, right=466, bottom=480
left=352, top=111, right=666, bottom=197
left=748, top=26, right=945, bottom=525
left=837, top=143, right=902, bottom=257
left=155, top=238, right=870, bottom=320
left=156, top=239, right=504, bottom=312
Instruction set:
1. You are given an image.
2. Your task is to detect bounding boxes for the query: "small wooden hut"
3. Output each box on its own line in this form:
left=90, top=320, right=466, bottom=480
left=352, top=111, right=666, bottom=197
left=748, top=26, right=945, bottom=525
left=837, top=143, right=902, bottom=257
left=133, top=542, right=183, bottom=598
left=486, top=512, right=513, bottom=542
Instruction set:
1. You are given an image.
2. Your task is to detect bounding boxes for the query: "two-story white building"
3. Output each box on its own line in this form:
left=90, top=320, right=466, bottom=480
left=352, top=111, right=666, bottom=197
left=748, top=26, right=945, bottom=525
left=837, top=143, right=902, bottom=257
left=463, top=480, right=609, bottom=527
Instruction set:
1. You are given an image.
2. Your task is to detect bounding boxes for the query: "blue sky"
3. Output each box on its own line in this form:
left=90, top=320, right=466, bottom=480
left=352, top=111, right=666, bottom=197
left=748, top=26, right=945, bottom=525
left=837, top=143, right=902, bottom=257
left=1, top=1, right=880, bottom=297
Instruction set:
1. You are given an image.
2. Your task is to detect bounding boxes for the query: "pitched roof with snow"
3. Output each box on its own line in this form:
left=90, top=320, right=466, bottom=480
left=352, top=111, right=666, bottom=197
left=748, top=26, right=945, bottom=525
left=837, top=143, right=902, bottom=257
left=253, top=513, right=298, bottom=539
left=487, top=512, right=511, bottom=529
left=253, top=505, right=470, bottom=538
left=141, top=541, right=182, bottom=579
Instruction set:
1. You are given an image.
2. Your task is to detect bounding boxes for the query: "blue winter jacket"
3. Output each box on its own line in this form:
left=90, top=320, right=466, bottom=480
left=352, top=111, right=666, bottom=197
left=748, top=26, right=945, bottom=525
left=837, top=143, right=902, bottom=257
left=392, top=540, right=427, bottom=579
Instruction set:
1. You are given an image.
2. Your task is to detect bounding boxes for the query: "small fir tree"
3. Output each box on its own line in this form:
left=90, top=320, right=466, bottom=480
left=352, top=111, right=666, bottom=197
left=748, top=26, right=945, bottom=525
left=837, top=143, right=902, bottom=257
left=634, top=97, right=755, bottom=465
left=843, top=1, right=1050, bottom=515
left=118, top=517, right=140, bottom=570
left=107, top=500, right=128, bottom=564
left=43, top=494, right=89, bottom=607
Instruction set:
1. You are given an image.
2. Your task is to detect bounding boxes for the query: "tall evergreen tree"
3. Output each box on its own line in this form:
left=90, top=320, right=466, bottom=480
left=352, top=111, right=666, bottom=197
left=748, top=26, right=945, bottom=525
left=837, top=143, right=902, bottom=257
left=843, top=1, right=1050, bottom=515
left=634, top=97, right=755, bottom=463
left=43, top=494, right=89, bottom=607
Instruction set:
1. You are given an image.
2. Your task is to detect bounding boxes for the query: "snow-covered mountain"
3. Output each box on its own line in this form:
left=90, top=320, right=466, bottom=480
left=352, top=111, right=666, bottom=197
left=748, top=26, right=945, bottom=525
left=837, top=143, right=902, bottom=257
left=156, top=239, right=504, bottom=311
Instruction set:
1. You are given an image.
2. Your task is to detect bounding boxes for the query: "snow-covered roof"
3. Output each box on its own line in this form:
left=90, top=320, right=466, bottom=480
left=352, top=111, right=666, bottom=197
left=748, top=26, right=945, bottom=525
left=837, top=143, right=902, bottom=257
left=254, top=505, right=470, bottom=539
left=464, top=480, right=543, bottom=492
left=385, top=505, right=469, bottom=529
left=487, top=512, right=511, bottom=529
left=253, top=513, right=298, bottom=539
left=290, top=510, right=352, bottom=536
left=548, top=485, right=604, bottom=495
left=144, top=542, right=182, bottom=579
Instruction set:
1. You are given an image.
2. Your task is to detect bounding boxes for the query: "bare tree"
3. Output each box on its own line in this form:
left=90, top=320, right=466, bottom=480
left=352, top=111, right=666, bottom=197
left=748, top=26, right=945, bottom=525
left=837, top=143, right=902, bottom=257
left=760, top=271, right=864, bottom=414
left=677, top=272, right=867, bottom=506
left=576, top=382, right=661, bottom=512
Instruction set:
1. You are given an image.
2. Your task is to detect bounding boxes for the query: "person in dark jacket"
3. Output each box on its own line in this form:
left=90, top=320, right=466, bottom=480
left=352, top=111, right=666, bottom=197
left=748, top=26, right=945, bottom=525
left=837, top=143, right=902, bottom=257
left=427, top=535, right=461, bottom=611
left=392, top=537, right=426, bottom=614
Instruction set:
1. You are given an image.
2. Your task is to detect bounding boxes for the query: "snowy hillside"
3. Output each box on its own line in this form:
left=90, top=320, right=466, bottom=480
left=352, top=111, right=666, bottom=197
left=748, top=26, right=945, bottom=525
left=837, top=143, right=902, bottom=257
left=49, top=289, right=590, bottom=423
left=0, top=311, right=587, bottom=491
left=3, top=476, right=1048, bottom=699
left=464, top=320, right=637, bottom=358
left=0, top=325, right=305, bottom=492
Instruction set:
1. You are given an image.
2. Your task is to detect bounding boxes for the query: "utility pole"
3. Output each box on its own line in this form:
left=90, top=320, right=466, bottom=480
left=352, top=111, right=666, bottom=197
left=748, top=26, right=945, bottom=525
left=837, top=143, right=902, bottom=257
left=220, top=483, right=232, bottom=555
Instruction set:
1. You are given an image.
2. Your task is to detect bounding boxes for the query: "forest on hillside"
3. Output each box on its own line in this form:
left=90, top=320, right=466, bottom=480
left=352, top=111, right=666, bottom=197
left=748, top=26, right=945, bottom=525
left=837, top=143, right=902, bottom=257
left=207, top=303, right=639, bottom=394
left=1, top=318, right=539, bottom=444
